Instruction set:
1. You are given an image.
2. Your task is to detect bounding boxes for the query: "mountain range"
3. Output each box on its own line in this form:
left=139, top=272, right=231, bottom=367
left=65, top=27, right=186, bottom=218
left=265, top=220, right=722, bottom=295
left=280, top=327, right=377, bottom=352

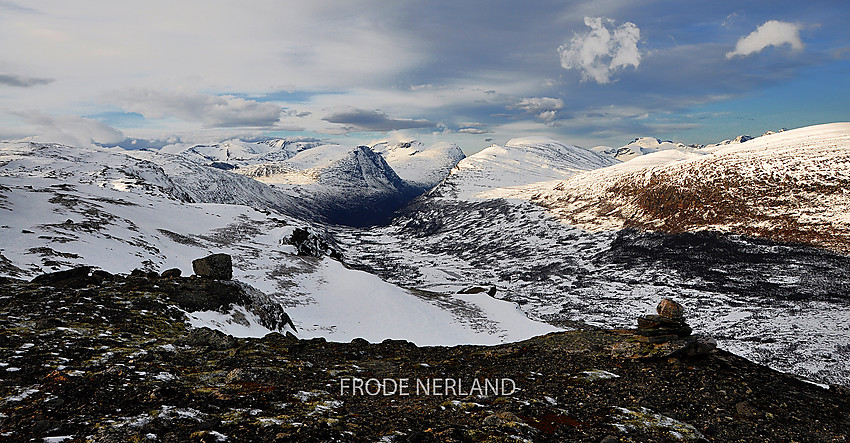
left=2, top=123, right=849, bottom=389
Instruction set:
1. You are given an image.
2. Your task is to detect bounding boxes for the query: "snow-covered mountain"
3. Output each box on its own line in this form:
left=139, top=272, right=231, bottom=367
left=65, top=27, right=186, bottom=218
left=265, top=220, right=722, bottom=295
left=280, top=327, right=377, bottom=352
left=237, top=144, right=422, bottom=226
left=0, top=141, right=557, bottom=346
left=3, top=123, right=850, bottom=388
left=592, top=134, right=761, bottom=162
left=431, top=136, right=618, bottom=200
left=370, top=140, right=466, bottom=191
left=160, top=140, right=274, bottom=165
left=592, top=137, right=698, bottom=161
left=336, top=126, right=850, bottom=386
left=163, top=139, right=464, bottom=226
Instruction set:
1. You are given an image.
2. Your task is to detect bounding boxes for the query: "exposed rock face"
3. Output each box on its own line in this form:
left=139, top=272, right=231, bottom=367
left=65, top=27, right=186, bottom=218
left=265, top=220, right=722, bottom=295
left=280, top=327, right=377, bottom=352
left=457, top=285, right=497, bottom=296
left=192, top=253, right=232, bottom=280
left=287, top=228, right=342, bottom=259
left=177, top=327, right=237, bottom=350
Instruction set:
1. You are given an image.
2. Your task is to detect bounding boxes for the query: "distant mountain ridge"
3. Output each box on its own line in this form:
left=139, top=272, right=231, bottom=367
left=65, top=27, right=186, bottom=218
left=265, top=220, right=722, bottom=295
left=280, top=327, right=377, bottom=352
left=161, top=139, right=465, bottom=226
left=592, top=133, right=760, bottom=162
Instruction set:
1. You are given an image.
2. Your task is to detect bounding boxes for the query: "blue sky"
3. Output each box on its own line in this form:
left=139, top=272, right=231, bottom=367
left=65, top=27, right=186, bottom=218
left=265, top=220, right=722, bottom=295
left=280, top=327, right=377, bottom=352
left=0, top=0, right=847, bottom=153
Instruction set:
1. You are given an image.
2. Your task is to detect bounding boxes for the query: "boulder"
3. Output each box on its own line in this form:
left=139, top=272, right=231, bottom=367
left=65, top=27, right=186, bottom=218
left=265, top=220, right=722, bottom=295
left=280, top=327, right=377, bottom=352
left=192, top=253, right=232, bottom=280
left=458, top=285, right=497, bottom=296
left=161, top=268, right=182, bottom=279
left=682, top=335, right=717, bottom=358
left=31, top=266, right=94, bottom=288
left=657, top=299, right=684, bottom=320
left=287, top=228, right=342, bottom=259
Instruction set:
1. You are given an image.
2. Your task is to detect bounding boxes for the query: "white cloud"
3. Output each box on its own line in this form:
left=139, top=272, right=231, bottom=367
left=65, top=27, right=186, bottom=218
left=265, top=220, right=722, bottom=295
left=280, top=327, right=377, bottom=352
left=726, top=20, right=804, bottom=58
left=510, top=97, right=565, bottom=122
left=112, top=89, right=282, bottom=128
left=458, top=127, right=493, bottom=134
left=13, top=111, right=125, bottom=148
left=558, top=17, right=642, bottom=84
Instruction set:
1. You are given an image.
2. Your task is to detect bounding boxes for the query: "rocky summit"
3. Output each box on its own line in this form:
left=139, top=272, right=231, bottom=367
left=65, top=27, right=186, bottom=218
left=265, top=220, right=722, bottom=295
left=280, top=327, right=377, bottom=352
left=2, top=272, right=849, bottom=442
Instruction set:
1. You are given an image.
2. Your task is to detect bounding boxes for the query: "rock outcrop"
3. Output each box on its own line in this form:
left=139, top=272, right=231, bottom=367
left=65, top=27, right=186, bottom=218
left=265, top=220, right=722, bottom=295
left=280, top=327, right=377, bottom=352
left=191, top=253, right=233, bottom=280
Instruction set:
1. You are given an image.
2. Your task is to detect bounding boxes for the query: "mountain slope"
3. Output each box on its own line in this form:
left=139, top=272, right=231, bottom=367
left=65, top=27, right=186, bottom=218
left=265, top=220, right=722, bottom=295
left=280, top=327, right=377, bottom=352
left=370, top=140, right=466, bottom=191
left=238, top=144, right=423, bottom=226
left=526, top=122, right=850, bottom=253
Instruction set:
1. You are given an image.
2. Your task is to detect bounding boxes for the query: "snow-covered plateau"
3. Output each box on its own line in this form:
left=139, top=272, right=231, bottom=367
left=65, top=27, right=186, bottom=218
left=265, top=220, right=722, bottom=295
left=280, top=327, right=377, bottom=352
left=2, top=123, right=849, bottom=387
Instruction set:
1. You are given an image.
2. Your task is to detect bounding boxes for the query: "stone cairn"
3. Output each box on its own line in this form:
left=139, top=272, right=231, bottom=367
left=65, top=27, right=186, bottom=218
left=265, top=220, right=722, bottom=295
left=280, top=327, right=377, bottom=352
left=635, top=299, right=693, bottom=344
left=630, top=298, right=717, bottom=357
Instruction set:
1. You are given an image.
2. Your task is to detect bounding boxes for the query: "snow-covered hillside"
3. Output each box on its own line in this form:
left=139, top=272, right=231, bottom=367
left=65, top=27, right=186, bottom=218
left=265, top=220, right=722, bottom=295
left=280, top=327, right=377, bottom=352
left=370, top=140, right=466, bottom=191
left=337, top=126, right=850, bottom=386
left=525, top=122, right=850, bottom=253
left=0, top=141, right=558, bottom=346
left=432, top=137, right=618, bottom=200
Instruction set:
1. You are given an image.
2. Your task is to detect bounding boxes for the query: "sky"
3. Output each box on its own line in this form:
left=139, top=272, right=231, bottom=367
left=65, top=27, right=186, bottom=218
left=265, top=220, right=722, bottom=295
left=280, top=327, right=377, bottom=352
left=1, top=0, right=848, bottom=154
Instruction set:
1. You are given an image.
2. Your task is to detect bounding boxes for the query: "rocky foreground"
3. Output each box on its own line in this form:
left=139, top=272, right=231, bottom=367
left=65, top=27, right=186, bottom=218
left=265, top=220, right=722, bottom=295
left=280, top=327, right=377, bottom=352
left=1, top=271, right=849, bottom=442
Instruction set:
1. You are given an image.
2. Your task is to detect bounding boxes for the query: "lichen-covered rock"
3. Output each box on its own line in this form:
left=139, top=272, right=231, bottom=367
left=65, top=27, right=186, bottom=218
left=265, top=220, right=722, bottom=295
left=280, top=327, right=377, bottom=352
left=178, top=326, right=237, bottom=350
left=657, top=299, right=684, bottom=320
left=192, top=253, right=232, bottom=280
left=482, top=411, right=521, bottom=427
left=2, top=273, right=848, bottom=442
left=637, top=314, right=685, bottom=329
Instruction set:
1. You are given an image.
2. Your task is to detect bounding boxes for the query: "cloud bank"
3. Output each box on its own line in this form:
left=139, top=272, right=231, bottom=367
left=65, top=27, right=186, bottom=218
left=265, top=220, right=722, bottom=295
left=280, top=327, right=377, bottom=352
left=14, top=111, right=125, bottom=148
left=558, top=17, right=642, bottom=84
left=0, top=74, right=53, bottom=87
left=112, top=89, right=282, bottom=128
left=322, top=108, right=435, bottom=132
left=726, top=20, right=804, bottom=58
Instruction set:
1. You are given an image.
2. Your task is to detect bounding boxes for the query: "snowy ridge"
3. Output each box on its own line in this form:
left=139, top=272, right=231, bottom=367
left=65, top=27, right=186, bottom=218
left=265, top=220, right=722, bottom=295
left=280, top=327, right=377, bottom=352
left=161, top=139, right=325, bottom=167
left=370, top=140, right=466, bottom=190
left=160, top=140, right=274, bottom=164
left=434, top=136, right=618, bottom=200
left=126, top=149, right=311, bottom=217
left=591, top=137, right=700, bottom=161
